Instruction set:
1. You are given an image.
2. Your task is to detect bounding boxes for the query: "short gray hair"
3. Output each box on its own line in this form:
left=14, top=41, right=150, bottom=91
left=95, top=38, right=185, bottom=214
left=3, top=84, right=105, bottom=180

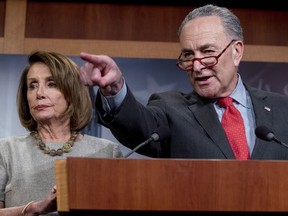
left=178, top=4, right=243, bottom=41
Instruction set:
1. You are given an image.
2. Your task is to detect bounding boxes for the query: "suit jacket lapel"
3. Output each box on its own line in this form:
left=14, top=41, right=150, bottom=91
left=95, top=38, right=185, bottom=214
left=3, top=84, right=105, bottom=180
left=247, top=86, right=274, bottom=159
left=188, top=94, right=235, bottom=159
left=187, top=86, right=274, bottom=160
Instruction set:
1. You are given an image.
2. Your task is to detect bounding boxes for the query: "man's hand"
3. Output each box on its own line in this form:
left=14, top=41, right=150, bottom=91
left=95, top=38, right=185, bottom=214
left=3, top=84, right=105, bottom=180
left=79, top=52, right=124, bottom=96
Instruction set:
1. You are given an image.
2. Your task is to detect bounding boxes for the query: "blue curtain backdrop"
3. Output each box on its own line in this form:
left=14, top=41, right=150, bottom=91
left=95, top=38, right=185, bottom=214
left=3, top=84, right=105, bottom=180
left=1, top=54, right=288, bottom=157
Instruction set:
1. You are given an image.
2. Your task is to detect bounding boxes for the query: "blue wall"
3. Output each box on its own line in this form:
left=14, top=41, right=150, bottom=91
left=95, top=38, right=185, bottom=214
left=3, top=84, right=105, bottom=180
left=1, top=54, right=288, bottom=157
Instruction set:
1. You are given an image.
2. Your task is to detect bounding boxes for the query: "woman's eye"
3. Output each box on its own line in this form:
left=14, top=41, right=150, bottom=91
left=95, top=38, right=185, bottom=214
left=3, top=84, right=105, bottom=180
left=48, top=82, right=57, bottom=88
left=28, top=83, right=37, bottom=90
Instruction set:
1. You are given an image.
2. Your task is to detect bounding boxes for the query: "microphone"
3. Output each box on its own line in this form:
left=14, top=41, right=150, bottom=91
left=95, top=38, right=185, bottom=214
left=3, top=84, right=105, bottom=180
left=124, top=126, right=171, bottom=158
left=255, top=125, right=288, bottom=148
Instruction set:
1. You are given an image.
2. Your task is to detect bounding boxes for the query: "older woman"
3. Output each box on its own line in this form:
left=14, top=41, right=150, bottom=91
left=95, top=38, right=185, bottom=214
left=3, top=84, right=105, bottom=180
left=0, top=51, right=122, bottom=215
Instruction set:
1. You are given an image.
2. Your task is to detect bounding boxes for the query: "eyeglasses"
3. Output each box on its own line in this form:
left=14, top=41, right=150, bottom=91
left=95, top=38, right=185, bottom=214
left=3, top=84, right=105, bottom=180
left=176, top=40, right=236, bottom=72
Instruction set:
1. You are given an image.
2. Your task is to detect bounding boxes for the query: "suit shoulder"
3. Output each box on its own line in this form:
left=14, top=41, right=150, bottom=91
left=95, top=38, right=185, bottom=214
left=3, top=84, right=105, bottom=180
left=150, top=90, right=193, bottom=101
left=248, top=85, right=288, bottom=100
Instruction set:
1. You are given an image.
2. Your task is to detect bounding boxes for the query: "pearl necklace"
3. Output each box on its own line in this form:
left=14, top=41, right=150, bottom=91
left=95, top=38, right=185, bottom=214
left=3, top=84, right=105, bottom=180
left=31, top=131, right=78, bottom=156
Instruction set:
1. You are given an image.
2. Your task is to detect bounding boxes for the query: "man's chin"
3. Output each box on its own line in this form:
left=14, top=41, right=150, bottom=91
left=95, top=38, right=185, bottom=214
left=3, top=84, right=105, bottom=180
left=196, top=87, right=217, bottom=99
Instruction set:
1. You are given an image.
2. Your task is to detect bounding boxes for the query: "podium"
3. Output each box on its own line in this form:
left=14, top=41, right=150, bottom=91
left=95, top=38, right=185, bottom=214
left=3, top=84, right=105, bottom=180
left=55, top=157, right=288, bottom=215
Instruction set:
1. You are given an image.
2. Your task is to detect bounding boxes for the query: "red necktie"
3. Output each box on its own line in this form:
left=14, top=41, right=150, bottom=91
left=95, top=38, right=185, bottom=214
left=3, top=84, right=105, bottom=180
left=218, top=97, right=250, bottom=160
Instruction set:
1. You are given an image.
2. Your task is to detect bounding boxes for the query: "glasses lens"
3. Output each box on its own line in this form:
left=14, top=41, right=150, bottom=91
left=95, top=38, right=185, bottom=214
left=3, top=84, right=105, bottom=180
left=200, top=57, right=217, bottom=67
left=177, top=57, right=217, bottom=71
left=178, top=60, right=192, bottom=71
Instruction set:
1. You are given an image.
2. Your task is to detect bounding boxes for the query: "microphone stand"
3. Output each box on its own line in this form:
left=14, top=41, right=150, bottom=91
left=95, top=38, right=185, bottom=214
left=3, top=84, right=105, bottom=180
left=124, top=137, right=153, bottom=158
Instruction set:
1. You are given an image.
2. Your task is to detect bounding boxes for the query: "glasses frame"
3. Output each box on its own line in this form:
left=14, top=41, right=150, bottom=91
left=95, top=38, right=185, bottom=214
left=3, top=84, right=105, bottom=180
left=176, top=40, right=236, bottom=72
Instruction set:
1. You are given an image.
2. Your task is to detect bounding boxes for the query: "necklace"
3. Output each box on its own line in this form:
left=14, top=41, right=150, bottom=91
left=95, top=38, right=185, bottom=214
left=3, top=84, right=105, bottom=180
left=31, top=131, right=78, bottom=156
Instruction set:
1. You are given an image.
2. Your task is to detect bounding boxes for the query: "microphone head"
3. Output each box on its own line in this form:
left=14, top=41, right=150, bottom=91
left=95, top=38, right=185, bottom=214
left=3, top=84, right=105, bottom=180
left=151, top=126, right=171, bottom=142
left=255, top=125, right=275, bottom=141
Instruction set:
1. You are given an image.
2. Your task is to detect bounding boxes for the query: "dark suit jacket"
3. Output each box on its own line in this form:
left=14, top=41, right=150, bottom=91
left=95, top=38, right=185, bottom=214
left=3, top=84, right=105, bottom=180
left=96, top=84, right=288, bottom=159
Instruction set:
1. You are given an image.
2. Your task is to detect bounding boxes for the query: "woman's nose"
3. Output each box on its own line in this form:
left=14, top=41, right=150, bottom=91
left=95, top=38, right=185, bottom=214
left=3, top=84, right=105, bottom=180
left=36, top=86, right=45, bottom=99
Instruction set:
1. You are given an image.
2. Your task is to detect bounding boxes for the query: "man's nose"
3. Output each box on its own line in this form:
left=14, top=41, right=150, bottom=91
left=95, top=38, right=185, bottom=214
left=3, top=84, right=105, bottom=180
left=192, top=59, right=206, bottom=72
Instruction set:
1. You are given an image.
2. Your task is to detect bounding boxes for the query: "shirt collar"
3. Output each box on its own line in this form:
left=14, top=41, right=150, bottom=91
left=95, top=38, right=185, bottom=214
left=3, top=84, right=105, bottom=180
left=230, top=74, right=249, bottom=108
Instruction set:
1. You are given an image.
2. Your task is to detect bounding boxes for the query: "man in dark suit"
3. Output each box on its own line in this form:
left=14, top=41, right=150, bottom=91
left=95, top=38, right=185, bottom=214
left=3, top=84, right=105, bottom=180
left=79, top=4, right=288, bottom=159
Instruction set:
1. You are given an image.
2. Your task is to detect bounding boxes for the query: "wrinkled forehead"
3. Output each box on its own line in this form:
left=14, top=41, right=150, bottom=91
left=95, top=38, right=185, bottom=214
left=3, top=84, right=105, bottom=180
left=179, top=16, right=229, bottom=48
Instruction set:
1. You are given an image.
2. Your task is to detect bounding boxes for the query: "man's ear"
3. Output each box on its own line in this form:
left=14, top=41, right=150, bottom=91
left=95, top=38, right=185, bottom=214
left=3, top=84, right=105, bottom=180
left=232, top=41, right=244, bottom=66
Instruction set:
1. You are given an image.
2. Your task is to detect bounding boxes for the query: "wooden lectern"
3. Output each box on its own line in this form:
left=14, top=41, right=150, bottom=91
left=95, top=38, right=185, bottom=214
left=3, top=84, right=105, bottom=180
left=55, top=157, right=288, bottom=215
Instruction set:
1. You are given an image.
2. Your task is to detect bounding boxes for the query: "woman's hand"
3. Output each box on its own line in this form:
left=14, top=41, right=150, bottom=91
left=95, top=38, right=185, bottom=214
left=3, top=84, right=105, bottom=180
left=25, top=186, right=57, bottom=215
